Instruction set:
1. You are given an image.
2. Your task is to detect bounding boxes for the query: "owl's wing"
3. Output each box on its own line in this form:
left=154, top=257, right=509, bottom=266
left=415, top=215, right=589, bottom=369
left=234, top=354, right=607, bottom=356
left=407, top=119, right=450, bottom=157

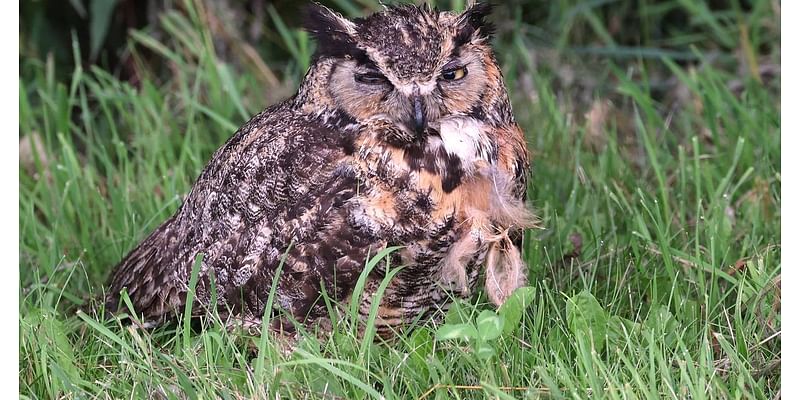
left=482, top=124, right=534, bottom=306
left=502, top=125, right=530, bottom=203
left=105, top=104, right=380, bottom=325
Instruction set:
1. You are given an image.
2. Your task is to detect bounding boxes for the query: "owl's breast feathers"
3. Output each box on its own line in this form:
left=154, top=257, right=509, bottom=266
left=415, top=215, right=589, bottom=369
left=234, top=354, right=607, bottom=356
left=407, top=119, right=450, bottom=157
left=106, top=104, right=534, bottom=333
left=349, top=117, right=535, bottom=310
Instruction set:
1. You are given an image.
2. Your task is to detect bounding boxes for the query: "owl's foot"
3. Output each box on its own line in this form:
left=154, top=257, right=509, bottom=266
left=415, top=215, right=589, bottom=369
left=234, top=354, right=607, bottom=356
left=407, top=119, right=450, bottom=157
left=220, top=315, right=300, bottom=357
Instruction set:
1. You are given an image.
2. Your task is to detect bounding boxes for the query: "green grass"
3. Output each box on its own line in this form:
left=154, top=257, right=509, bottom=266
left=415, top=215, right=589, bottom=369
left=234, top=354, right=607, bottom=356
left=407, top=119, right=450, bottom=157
left=20, top=0, right=780, bottom=398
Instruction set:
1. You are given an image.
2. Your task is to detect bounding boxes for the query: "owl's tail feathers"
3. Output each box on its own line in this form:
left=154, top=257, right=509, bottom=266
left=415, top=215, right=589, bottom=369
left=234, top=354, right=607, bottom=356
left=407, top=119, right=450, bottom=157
left=104, top=220, right=186, bottom=325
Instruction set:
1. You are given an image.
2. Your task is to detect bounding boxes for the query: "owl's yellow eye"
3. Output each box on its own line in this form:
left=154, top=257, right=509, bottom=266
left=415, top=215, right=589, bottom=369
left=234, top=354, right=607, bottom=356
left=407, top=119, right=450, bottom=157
left=441, top=66, right=467, bottom=81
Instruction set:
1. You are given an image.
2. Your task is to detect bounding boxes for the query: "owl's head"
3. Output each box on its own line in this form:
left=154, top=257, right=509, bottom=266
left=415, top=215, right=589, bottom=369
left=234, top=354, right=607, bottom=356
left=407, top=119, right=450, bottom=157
left=303, top=2, right=510, bottom=140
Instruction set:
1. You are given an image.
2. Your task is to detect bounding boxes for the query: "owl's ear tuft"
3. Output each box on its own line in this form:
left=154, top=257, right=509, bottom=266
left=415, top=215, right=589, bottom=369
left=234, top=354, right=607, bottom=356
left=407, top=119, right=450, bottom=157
left=454, top=2, right=495, bottom=46
left=303, top=3, right=363, bottom=59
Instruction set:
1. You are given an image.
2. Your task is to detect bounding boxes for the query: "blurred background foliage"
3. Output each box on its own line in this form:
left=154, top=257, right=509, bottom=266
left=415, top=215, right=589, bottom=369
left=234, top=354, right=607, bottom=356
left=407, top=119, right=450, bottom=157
left=20, top=0, right=780, bottom=101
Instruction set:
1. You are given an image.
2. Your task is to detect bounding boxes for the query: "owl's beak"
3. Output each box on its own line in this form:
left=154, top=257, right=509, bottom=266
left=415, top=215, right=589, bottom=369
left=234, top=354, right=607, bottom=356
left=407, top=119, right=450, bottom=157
left=411, top=95, right=427, bottom=136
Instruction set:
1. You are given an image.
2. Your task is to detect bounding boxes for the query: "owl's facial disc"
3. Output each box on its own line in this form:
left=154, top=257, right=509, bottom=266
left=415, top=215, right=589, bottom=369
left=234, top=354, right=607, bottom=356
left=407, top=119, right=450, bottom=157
left=327, top=50, right=488, bottom=141
left=309, top=3, right=497, bottom=142
left=399, top=64, right=469, bottom=136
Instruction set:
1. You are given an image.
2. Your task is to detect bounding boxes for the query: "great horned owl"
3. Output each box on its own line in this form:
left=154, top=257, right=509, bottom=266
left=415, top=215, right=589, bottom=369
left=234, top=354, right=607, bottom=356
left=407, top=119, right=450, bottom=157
left=106, top=2, right=535, bottom=339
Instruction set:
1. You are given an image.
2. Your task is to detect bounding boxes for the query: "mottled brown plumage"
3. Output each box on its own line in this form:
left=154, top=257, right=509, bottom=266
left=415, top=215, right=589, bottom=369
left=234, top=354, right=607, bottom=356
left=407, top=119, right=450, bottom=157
left=105, top=2, right=536, bottom=339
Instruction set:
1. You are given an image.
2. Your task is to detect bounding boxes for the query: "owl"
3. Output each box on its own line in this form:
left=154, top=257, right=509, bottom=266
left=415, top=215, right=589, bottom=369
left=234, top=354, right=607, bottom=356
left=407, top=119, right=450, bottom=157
left=105, top=2, right=536, bottom=340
